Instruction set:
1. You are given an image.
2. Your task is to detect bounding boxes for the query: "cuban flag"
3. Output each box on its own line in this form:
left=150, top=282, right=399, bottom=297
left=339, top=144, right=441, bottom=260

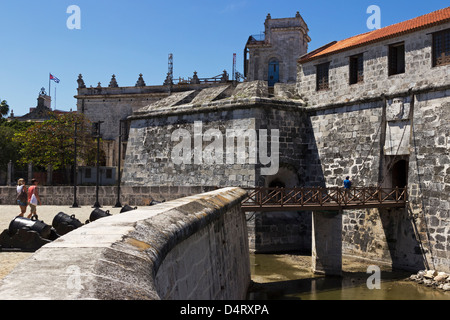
left=50, top=73, right=60, bottom=83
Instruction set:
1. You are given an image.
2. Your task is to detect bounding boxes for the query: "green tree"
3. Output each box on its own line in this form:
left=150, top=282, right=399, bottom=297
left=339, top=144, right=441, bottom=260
left=0, top=125, right=20, bottom=171
left=13, top=113, right=100, bottom=172
left=0, top=100, right=9, bottom=118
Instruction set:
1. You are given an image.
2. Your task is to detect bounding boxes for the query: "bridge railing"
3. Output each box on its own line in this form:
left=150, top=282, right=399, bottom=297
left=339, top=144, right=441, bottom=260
left=241, top=186, right=407, bottom=211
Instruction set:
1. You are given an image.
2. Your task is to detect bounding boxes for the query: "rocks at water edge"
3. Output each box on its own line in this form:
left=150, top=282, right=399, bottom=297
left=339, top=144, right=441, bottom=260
left=409, top=270, right=450, bottom=291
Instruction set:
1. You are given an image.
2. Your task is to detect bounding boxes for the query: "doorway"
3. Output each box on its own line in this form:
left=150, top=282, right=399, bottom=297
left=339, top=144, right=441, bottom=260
left=268, top=58, right=279, bottom=87
left=391, top=159, right=408, bottom=188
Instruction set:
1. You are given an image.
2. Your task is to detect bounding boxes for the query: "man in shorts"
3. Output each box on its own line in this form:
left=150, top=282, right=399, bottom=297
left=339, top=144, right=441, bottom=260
left=27, top=178, right=41, bottom=218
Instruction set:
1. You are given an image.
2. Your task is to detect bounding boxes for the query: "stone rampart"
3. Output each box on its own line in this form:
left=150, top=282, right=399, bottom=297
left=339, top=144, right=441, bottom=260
left=0, top=187, right=250, bottom=300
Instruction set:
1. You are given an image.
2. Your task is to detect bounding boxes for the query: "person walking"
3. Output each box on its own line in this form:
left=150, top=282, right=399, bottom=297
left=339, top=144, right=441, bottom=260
left=343, top=176, right=352, bottom=203
left=16, top=178, right=28, bottom=217
left=344, top=176, right=352, bottom=189
left=27, top=178, right=41, bottom=219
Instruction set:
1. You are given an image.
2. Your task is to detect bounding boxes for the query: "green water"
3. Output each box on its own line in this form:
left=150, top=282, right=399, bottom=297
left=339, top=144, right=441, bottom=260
left=247, top=253, right=450, bottom=300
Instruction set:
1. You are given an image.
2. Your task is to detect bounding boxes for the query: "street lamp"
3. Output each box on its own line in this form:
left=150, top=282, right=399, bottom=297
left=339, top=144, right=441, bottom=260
left=114, top=119, right=125, bottom=208
left=71, top=122, right=80, bottom=208
left=92, top=121, right=104, bottom=208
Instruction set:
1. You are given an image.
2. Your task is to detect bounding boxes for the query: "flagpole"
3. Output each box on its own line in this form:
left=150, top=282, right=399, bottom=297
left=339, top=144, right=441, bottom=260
left=49, top=73, right=51, bottom=105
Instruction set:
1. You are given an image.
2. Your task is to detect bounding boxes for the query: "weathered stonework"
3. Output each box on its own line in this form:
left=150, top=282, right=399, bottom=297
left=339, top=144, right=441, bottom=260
left=296, top=18, right=450, bottom=272
left=122, top=81, right=305, bottom=188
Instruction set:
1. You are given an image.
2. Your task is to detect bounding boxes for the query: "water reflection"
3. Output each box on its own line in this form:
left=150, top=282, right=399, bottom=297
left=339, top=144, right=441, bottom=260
left=247, top=253, right=450, bottom=300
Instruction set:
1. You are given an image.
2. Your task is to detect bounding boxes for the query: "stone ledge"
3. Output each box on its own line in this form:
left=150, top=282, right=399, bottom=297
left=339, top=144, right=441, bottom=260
left=0, top=187, right=248, bottom=300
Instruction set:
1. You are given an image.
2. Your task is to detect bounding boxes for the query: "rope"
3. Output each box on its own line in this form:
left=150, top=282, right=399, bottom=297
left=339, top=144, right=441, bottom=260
left=378, top=117, right=409, bottom=187
left=353, top=115, right=383, bottom=185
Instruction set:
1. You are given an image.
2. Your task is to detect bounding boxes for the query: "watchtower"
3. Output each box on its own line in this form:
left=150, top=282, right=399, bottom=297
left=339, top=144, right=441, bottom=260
left=244, top=12, right=310, bottom=86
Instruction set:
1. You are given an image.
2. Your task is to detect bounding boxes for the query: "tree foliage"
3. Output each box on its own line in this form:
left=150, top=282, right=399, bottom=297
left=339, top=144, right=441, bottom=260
left=0, top=100, right=9, bottom=118
left=0, top=125, right=20, bottom=171
left=13, top=113, right=100, bottom=170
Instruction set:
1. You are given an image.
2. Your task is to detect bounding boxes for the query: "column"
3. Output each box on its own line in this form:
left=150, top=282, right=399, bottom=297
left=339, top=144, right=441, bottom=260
left=7, top=160, right=13, bottom=186
left=311, top=210, right=342, bottom=276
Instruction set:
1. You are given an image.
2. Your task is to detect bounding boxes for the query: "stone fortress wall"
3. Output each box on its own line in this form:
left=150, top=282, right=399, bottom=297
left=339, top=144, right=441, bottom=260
left=297, top=19, right=450, bottom=272
left=119, top=16, right=450, bottom=270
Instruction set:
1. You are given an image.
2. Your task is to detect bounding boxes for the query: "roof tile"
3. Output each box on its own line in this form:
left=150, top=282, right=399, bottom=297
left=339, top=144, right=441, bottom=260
left=299, top=6, right=450, bottom=63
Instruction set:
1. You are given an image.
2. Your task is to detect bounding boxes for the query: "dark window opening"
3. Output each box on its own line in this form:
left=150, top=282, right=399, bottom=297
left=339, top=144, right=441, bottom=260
left=268, top=179, right=286, bottom=202
left=433, top=28, right=450, bottom=67
left=269, top=179, right=286, bottom=188
left=316, top=62, right=330, bottom=91
left=388, top=43, right=405, bottom=76
left=349, top=53, right=364, bottom=84
left=391, top=160, right=408, bottom=188
left=85, top=168, right=91, bottom=179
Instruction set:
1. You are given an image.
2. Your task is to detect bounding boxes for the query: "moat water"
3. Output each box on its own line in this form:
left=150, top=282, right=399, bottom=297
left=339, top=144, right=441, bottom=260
left=247, top=253, right=450, bottom=300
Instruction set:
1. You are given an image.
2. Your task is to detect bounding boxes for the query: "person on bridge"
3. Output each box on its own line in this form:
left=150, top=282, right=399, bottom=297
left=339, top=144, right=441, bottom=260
left=344, top=176, right=352, bottom=189
left=344, top=176, right=352, bottom=202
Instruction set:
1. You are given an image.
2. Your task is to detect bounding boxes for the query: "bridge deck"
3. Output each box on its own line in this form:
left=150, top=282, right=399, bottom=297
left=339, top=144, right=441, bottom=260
left=241, top=187, right=407, bottom=212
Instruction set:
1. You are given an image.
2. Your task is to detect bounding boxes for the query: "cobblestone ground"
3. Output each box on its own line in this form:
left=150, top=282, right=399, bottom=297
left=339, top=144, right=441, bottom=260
left=0, top=205, right=123, bottom=280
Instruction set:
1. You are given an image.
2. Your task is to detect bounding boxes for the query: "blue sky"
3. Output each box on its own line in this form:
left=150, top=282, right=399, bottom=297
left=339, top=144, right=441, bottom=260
left=0, top=0, right=448, bottom=116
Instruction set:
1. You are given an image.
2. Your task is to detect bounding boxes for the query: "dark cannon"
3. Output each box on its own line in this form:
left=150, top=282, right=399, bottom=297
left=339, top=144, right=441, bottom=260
left=89, top=208, right=111, bottom=222
left=52, top=212, right=83, bottom=236
left=120, top=205, right=137, bottom=213
left=9, top=216, right=52, bottom=239
left=149, top=199, right=165, bottom=206
left=0, top=216, right=58, bottom=252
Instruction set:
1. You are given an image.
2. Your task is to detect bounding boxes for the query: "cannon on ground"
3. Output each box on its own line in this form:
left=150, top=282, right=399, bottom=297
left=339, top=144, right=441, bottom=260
left=52, top=212, right=84, bottom=236
left=0, top=216, right=58, bottom=252
left=149, top=199, right=165, bottom=206
left=89, top=208, right=111, bottom=222
left=120, top=204, right=137, bottom=213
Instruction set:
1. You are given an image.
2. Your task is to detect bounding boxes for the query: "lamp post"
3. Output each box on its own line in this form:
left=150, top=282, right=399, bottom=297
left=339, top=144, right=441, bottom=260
left=92, top=121, right=104, bottom=208
left=71, top=122, right=80, bottom=208
left=114, top=119, right=124, bottom=208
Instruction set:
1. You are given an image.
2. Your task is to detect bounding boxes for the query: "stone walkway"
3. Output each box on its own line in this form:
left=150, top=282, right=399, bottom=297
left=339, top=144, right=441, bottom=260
left=0, top=205, right=124, bottom=280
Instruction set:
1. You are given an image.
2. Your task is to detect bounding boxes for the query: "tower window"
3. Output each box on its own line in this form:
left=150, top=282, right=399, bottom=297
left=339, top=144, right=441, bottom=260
left=316, top=62, right=330, bottom=91
left=349, top=54, right=364, bottom=84
left=388, top=42, right=405, bottom=76
left=433, top=28, right=450, bottom=67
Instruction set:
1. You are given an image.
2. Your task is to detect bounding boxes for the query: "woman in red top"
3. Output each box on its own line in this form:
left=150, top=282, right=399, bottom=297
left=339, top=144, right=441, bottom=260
left=27, top=178, right=41, bottom=219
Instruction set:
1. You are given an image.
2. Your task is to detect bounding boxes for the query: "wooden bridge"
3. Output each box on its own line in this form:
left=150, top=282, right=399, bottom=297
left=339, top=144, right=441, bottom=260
left=241, top=186, right=407, bottom=212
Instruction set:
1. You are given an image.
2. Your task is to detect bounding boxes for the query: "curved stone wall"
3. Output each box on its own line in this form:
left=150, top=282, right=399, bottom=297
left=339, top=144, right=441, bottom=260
left=0, top=187, right=250, bottom=300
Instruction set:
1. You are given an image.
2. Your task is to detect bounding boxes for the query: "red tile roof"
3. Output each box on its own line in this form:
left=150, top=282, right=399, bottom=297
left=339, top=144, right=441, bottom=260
left=299, top=6, right=450, bottom=63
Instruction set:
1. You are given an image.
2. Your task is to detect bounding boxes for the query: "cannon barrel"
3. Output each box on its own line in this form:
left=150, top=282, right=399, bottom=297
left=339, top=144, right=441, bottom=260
left=8, top=216, right=52, bottom=239
left=149, top=199, right=165, bottom=206
left=89, top=208, right=111, bottom=222
left=120, top=205, right=137, bottom=213
left=52, top=212, right=83, bottom=235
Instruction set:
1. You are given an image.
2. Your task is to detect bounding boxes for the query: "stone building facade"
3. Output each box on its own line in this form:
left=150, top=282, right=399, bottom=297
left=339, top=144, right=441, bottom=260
left=244, top=12, right=310, bottom=86
left=75, top=74, right=231, bottom=167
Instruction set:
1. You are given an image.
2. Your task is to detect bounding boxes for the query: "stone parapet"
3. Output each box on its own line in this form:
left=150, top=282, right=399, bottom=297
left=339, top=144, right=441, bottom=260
left=0, top=187, right=250, bottom=300
left=0, top=185, right=218, bottom=206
